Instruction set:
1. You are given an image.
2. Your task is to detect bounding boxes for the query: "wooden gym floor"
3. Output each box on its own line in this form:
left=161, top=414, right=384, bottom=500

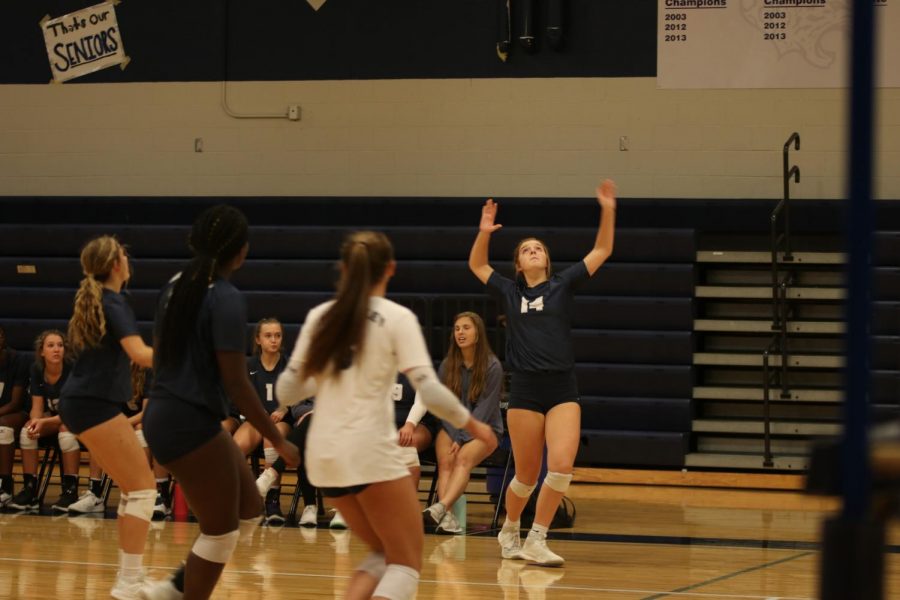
left=2, top=480, right=899, bottom=599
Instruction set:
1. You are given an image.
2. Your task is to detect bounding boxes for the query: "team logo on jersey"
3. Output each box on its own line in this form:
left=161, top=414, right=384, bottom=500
left=520, top=296, right=544, bottom=313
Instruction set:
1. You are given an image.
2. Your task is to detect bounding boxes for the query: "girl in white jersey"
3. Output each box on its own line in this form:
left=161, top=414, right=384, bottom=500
left=277, top=231, right=497, bottom=600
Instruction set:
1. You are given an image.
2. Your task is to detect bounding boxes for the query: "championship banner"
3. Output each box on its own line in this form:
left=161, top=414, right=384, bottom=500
left=657, top=0, right=899, bottom=88
left=41, top=1, right=130, bottom=83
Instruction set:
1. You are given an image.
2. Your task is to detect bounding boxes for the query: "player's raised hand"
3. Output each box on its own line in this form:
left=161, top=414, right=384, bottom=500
left=596, top=179, right=617, bottom=211
left=480, top=199, right=503, bottom=234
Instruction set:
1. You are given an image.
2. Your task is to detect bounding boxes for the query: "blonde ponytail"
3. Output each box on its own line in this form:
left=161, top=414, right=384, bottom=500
left=68, top=236, right=122, bottom=355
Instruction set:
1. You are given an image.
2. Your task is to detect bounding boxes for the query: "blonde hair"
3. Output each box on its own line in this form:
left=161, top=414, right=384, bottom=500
left=130, top=363, right=147, bottom=407
left=68, top=236, right=124, bottom=355
left=33, top=329, right=67, bottom=370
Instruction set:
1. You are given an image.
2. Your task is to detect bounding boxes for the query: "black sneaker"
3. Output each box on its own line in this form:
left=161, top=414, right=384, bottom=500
left=51, top=488, right=79, bottom=513
left=265, top=498, right=285, bottom=526
left=152, top=492, right=171, bottom=520
left=7, top=486, right=39, bottom=511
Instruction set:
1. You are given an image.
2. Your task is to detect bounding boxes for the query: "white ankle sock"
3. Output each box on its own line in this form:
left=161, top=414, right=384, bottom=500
left=503, top=517, right=520, bottom=530
left=119, top=550, right=143, bottom=579
left=528, top=523, right=548, bottom=540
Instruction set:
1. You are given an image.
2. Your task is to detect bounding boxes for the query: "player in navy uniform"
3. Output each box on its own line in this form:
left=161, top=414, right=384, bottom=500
left=55, top=236, right=156, bottom=599
left=6, top=330, right=77, bottom=511
left=469, top=180, right=617, bottom=566
left=234, top=317, right=291, bottom=524
left=275, top=231, right=496, bottom=600
left=68, top=364, right=155, bottom=515
left=420, top=312, right=504, bottom=535
left=0, top=325, right=30, bottom=508
left=142, top=205, right=299, bottom=600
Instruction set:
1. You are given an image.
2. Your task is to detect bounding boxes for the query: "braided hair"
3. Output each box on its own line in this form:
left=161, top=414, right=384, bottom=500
left=156, top=205, right=249, bottom=367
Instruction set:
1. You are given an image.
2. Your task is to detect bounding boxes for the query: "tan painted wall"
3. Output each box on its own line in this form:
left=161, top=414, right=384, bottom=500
left=0, top=79, right=896, bottom=199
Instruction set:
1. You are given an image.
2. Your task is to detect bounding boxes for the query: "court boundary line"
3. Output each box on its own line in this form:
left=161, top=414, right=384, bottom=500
left=639, top=551, right=815, bottom=600
left=0, top=556, right=814, bottom=599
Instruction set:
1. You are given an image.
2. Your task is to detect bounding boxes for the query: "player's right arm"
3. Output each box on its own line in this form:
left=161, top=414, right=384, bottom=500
left=469, top=199, right=501, bottom=285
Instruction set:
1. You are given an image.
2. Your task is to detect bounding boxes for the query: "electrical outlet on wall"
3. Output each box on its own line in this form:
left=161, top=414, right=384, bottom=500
left=288, top=105, right=301, bottom=121
left=619, top=136, right=629, bottom=151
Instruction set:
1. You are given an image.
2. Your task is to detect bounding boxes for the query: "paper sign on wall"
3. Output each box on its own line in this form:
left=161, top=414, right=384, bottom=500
left=657, top=0, right=899, bottom=89
left=40, top=1, right=130, bottom=83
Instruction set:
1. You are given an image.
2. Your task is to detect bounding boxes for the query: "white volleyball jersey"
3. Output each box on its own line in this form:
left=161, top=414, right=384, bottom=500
left=291, top=296, right=432, bottom=488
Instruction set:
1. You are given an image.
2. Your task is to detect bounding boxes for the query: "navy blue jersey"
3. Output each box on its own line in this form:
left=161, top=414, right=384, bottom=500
left=150, top=277, right=248, bottom=420
left=439, top=355, right=504, bottom=443
left=487, top=261, right=589, bottom=372
left=61, top=290, right=141, bottom=403
left=29, top=362, right=71, bottom=415
left=0, top=350, right=28, bottom=410
left=247, top=354, right=287, bottom=415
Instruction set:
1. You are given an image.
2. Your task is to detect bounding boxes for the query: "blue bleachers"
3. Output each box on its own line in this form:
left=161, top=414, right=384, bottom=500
left=3, top=197, right=894, bottom=471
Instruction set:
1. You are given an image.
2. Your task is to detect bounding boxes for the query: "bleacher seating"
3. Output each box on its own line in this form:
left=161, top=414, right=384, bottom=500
left=2, top=197, right=898, bottom=471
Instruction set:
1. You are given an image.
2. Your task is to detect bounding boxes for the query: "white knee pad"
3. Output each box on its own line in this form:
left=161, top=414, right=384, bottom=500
left=508, top=476, right=537, bottom=499
left=356, top=552, right=387, bottom=579
left=399, top=445, right=420, bottom=468
left=372, top=564, right=419, bottom=600
left=263, top=446, right=278, bottom=465
left=192, top=530, right=240, bottom=564
left=122, top=489, right=155, bottom=522
left=19, top=428, right=37, bottom=450
left=0, top=426, right=13, bottom=445
left=58, top=431, right=80, bottom=453
left=134, top=429, right=148, bottom=449
left=543, top=471, right=573, bottom=494
left=117, top=491, right=129, bottom=517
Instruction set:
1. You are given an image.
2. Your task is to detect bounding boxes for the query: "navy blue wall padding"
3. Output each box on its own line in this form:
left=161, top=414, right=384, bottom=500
left=576, top=364, right=692, bottom=398
left=571, top=330, right=693, bottom=365
left=0, top=225, right=697, bottom=264
left=0, top=257, right=696, bottom=297
left=1, top=197, right=899, bottom=230
left=580, top=397, right=693, bottom=432
left=875, top=302, right=900, bottom=335
left=874, top=268, right=900, bottom=299
left=577, top=430, right=688, bottom=468
left=4, top=1, right=656, bottom=84
left=0, top=288, right=696, bottom=332
left=873, top=338, right=900, bottom=370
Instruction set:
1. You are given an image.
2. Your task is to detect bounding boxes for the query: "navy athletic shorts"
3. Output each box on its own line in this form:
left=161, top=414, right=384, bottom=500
left=507, top=370, right=580, bottom=415
left=58, top=395, right=125, bottom=434
left=143, top=396, right=222, bottom=465
left=321, top=483, right=370, bottom=498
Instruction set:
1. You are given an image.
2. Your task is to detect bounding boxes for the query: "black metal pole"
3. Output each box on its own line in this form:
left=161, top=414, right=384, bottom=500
left=820, top=1, right=882, bottom=598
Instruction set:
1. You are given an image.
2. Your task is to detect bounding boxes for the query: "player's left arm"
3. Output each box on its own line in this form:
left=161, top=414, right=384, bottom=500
left=582, top=179, right=617, bottom=276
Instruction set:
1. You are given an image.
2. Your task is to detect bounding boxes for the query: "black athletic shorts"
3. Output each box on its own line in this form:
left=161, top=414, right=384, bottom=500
left=507, top=370, right=580, bottom=415
left=321, top=484, right=370, bottom=498
left=419, top=412, right=442, bottom=441
left=58, top=395, right=124, bottom=434
left=143, top=397, right=222, bottom=465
